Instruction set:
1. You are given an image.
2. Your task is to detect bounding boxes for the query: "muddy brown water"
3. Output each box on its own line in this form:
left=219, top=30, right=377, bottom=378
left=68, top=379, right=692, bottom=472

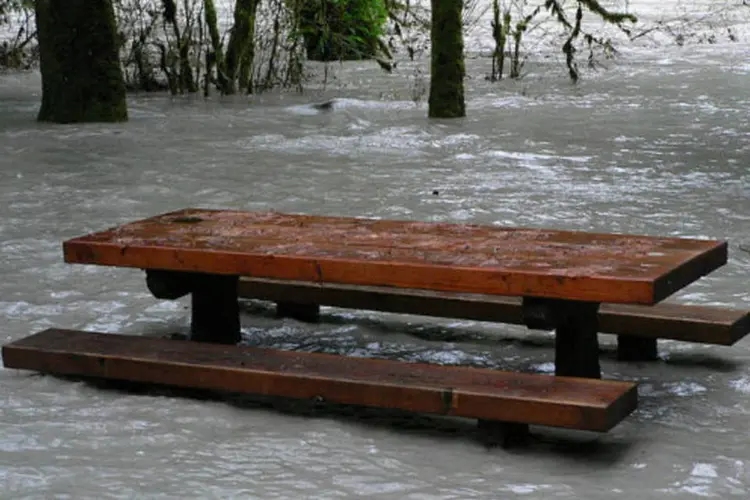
left=1, top=42, right=750, bottom=498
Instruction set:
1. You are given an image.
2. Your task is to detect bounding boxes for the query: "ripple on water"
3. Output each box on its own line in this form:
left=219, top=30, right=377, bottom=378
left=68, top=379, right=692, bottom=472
left=2, top=34, right=750, bottom=498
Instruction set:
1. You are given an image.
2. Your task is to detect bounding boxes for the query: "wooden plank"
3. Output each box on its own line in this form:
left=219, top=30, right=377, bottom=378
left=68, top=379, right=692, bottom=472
left=62, top=208, right=727, bottom=305
left=2, top=329, right=638, bottom=432
left=599, top=302, right=750, bottom=345
left=237, top=278, right=750, bottom=346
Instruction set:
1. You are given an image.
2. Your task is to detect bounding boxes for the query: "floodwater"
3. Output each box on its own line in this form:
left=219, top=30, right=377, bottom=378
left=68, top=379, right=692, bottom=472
left=2, top=13, right=750, bottom=500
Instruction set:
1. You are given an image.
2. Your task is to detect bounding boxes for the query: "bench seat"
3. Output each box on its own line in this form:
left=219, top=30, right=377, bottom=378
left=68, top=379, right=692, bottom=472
left=237, top=277, right=750, bottom=346
left=2, top=328, right=637, bottom=433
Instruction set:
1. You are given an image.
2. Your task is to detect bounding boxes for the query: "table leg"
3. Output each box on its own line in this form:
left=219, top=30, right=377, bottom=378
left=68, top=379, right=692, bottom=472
left=555, top=301, right=601, bottom=378
left=145, top=270, right=241, bottom=345
left=477, top=420, right=530, bottom=448
left=191, top=274, right=240, bottom=344
left=617, top=335, right=658, bottom=361
left=523, top=298, right=601, bottom=379
left=276, top=301, right=321, bottom=322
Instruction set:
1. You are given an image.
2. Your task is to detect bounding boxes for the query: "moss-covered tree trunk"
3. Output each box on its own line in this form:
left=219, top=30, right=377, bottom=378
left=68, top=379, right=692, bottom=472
left=35, top=0, right=127, bottom=123
left=238, top=0, right=262, bottom=94
left=428, top=0, right=465, bottom=118
left=221, top=0, right=260, bottom=95
left=203, top=0, right=226, bottom=95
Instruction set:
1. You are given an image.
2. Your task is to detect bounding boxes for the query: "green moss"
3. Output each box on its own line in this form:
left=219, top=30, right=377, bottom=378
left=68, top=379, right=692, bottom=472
left=428, top=0, right=465, bottom=118
left=35, top=0, right=127, bottom=123
left=579, top=0, right=637, bottom=24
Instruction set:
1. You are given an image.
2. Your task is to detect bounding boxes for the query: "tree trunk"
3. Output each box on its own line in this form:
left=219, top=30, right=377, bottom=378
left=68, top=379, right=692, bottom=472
left=221, top=0, right=260, bottom=95
left=238, top=0, right=262, bottom=93
left=35, top=0, right=127, bottom=123
left=428, top=0, right=465, bottom=118
left=162, top=0, right=198, bottom=94
left=203, top=0, right=226, bottom=95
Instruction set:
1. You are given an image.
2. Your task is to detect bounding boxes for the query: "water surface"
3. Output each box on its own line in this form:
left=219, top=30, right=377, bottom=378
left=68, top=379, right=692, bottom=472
left=1, top=27, right=750, bottom=500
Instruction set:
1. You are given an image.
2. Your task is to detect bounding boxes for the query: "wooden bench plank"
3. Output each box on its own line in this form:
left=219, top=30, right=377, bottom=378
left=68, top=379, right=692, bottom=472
left=599, top=302, right=749, bottom=345
left=237, top=278, right=750, bottom=346
left=2, top=329, right=638, bottom=432
left=62, top=208, right=727, bottom=305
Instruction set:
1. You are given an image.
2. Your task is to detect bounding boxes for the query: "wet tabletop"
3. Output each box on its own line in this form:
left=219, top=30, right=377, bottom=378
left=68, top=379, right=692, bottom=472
left=62, top=209, right=727, bottom=304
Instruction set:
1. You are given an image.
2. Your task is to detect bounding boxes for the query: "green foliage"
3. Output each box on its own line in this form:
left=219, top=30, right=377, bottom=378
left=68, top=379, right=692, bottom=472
left=343, top=0, right=388, bottom=40
left=299, top=0, right=388, bottom=61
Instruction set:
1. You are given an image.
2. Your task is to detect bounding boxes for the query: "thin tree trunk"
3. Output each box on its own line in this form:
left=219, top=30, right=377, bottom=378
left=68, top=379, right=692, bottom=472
left=428, top=0, right=465, bottom=118
left=162, top=0, right=197, bottom=93
left=35, top=0, right=127, bottom=123
left=203, top=0, right=225, bottom=94
left=238, top=0, right=261, bottom=93
left=260, top=17, right=280, bottom=92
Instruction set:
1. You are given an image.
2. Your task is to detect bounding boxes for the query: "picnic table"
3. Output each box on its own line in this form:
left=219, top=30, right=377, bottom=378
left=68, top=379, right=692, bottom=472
left=61, top=208, right=727, bottom=379
left=1, top=208, right=731, bottom=445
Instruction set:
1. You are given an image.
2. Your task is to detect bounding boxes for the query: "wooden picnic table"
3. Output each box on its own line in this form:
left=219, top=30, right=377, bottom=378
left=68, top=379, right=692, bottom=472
left=62, top=208, right=728, bottom=379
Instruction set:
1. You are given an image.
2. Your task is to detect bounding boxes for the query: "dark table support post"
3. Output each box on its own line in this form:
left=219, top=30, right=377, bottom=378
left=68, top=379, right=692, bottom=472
left=523, top=298, right=601, bottom=379
left=191, top=274, right=241, bottom=344
left=276, top=302, right=321, bottom=322
left=617, top=335, right=658, bottom=361
left=477, top=420, right=530, bottom=448
left=146, top=269, right=195, bottom=300
left=146, top=270, right=241, bottom=344
left=555, top=301, right=601, bottom=378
